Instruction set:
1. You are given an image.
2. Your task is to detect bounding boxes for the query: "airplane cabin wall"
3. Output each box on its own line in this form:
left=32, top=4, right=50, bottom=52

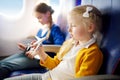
left=0, top=0, right=40, bottom=56
left=0, top=0, right=77, bottom=56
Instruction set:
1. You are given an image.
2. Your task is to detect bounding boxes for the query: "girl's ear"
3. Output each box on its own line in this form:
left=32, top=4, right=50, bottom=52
left=88, top=23, right=95, bottom=33
left=46, top=11, right=51, bottom=17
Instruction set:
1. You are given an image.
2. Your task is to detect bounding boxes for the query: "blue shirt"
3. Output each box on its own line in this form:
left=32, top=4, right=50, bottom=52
left=37, top=24, right=65, bottom=45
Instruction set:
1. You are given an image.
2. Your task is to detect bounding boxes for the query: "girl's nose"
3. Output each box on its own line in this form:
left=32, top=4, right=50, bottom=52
left=37, top=18, right=42, bottom=22
left=68, top=26, right=72, bottom=33
left=38, top=19, right=42, bottom=23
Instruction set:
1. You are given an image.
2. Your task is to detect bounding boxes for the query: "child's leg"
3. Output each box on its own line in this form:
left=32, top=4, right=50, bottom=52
left=4, top=74, right=42, bottom=80
left=0, top=52, right=42, bottom=79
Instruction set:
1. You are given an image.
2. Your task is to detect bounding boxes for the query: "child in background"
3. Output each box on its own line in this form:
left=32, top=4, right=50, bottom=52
left=0, top=3, right=65, bottom=79
left=4, top=5, right=103, bottom=80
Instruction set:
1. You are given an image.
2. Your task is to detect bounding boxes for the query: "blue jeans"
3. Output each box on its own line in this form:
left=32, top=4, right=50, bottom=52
left=0, top=52, right=45, bottom=80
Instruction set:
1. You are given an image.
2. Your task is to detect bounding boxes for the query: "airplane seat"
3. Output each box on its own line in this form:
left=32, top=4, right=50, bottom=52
left=83, top=0, right=120, bottom=75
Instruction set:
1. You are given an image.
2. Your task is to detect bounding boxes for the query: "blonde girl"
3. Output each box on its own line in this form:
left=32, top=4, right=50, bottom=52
left=5, top=5, right=103, bottom=80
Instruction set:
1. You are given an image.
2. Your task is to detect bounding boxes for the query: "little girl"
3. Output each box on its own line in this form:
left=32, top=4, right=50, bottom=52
left=0, top=3, right=65, bottom=79
left=5, top=5, right=103, bottom=80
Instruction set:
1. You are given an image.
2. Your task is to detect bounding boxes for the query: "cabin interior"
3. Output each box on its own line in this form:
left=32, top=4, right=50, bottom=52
left=0, top=0, right=120, bottom=79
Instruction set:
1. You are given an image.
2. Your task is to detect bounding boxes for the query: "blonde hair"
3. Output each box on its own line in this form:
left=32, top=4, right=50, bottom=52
left=70, top=5, right=102, bottom=32
left=57, top=38, right=74, bottom=60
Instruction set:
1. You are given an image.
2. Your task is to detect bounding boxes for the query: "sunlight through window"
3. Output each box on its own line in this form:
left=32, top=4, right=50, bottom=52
left=0, top=0, right=23, bottom=17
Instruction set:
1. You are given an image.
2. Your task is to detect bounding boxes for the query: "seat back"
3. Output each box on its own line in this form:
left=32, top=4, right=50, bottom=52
left=81, top=0, right=120, bottom=74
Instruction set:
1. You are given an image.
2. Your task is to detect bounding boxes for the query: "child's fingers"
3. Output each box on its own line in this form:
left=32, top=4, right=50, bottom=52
left=36, top=45, right=45, bottom=54
left=31, top=40, right=36, bottom=45
left=30, top=40, right=37, bottom=49
left=25, top=51, right=29, bottom=56
left=38, top=45, right=43, bottom=51
left=25, top=51, right=34, bottom=59
left=28, top=54, right=34, bottom=59
left=31, top=44, right=37, bottom=49
left=17, top=43, right=26, bottom=51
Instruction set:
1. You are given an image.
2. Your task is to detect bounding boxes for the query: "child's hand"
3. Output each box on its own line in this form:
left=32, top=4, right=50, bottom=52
left=36, top=45, right=44, bottom=54
left=17, top=43, right=26, bottom=51
left=18, top=40, right=36, bottom=51
left=25, top=50, right=36, bottom=59
left=25, top=46, right=44, bottom=59
left=36, top=46, right=47, bottom=61
left=31, top=40, right=36, bottom=45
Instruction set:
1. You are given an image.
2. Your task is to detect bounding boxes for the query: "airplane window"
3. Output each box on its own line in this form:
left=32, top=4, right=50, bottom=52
left=49, top=0, right=60, bottom=18
left=49, top=0, right=60, bottom=10
left=0, top=0, right=23, bottom=17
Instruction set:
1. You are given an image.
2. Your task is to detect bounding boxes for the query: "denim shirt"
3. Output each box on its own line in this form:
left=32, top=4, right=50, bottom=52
left=37, top=24, right=65, bottom=45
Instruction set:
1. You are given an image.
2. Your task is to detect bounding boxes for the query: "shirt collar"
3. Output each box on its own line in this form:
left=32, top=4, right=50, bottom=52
left=74, top=37, right=96, bottom=49
left=83, top=37, right=96, bottom=48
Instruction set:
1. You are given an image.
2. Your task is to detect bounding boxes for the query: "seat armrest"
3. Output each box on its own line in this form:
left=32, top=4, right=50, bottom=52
left=43, top=45, right=61, bottom=53
left=70, top=75, right=120, bottom=80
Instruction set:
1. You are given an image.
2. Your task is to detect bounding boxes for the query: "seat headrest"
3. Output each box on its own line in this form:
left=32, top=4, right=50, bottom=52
left=81, top=0, right=120, bottom=74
